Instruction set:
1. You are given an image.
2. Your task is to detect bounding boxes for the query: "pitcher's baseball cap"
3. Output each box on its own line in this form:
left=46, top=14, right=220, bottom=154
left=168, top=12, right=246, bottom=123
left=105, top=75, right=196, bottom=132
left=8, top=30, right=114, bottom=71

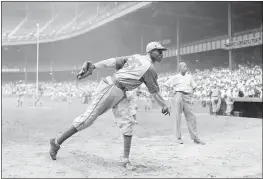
left=146, top=41, right=167, bottom=53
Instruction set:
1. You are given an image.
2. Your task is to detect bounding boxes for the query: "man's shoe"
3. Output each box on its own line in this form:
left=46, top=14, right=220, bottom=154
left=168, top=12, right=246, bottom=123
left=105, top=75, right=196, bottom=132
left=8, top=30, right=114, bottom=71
left=123, top=159, right=136, bottom=171
left=49, top=138, right=60, bottom=160
left=194, top=139, right=206, bottom=145
left=176, top=138, right=183, bottom=144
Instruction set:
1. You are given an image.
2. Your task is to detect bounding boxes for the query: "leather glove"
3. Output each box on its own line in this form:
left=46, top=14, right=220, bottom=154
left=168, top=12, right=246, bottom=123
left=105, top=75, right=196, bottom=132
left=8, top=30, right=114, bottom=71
left=162, top=106, right=170, bottom=116
left=76, top=61, right=95, bottom=80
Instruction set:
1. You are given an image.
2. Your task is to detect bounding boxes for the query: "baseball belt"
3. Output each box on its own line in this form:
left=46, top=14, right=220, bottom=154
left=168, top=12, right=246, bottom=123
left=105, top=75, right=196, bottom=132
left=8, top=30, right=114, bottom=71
left=176, top=91, right=191, bottom=95
left=103, top=76, right=128, bottom=92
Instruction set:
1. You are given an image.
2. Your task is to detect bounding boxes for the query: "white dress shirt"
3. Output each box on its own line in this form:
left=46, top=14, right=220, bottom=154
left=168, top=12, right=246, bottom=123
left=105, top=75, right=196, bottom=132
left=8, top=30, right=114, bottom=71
left=164, top=73, right=197, bottom=94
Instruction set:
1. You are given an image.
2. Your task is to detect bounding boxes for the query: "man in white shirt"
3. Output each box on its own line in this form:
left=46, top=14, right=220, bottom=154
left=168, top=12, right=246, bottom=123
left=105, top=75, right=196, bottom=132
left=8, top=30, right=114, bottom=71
left=164, top=62, right=205, bottom=145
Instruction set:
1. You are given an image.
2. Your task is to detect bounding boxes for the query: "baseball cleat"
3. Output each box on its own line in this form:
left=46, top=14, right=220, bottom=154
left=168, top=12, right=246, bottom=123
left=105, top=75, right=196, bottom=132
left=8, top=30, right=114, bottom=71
left=49, top=138, right=60, bottom=160
left=123, top=159, right=136, bottom=171
left=176, top=138, right=183, bottom=144
left=194, top=139, right=206, bottom=145
left=124, top=161, right=136, bottom=171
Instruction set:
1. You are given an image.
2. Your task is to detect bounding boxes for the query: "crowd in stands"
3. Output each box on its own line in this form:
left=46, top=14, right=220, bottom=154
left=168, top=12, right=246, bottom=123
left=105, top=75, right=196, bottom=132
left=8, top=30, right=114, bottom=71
left=2, top=80, right=98, bottom=104
left=193, top=64, right=262, bottom=99
left=2, top=64, right=262, bottom=105
left=157, top=64, right=262, bottom=100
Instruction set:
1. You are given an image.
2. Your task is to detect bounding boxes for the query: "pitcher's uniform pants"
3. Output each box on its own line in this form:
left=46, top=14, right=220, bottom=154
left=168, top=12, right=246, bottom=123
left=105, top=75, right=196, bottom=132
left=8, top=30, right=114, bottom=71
left=73, top=78, right=135, bottom=136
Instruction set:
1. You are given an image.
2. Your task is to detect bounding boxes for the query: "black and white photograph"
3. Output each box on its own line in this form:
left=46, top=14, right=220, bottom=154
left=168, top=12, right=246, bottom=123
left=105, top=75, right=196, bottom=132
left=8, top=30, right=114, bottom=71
left=1, top=1, right=262, bottom=178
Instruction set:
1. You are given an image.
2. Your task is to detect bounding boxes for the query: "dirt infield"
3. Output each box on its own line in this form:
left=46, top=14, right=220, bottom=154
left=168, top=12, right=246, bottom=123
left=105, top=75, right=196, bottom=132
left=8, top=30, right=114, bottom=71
left=2, top=97, right=262, bottom=178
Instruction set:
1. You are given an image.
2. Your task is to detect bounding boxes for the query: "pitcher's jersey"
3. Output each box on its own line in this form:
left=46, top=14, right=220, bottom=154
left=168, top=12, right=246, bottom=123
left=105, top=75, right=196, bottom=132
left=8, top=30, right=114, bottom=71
left=115, top=54, right=159, bottom=93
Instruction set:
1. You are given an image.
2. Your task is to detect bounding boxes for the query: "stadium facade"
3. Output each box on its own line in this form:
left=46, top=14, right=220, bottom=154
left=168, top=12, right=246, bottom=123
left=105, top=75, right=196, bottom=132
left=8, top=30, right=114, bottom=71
left=2, top=2, right=262, bottom=82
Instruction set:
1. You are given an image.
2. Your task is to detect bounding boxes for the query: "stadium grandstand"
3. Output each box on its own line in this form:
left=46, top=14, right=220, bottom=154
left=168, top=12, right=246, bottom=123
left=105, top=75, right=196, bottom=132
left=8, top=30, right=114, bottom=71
left=2, top=2, right=262, bottom=79
left=2, top=2, right=147, bottom=44
left=1, top=1, right=262, bottom=115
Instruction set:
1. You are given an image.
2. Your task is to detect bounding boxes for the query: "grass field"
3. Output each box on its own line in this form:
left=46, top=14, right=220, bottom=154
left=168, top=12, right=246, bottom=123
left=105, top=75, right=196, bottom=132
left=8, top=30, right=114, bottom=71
left=2, top=96, right=262, bottom=178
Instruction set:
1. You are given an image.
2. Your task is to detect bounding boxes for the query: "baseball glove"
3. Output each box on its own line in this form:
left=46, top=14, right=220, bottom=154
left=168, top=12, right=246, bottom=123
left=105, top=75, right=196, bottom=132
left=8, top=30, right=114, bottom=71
left=162, top=107, right=170, bottom=116
left=76, top=61, right=95, bottom=80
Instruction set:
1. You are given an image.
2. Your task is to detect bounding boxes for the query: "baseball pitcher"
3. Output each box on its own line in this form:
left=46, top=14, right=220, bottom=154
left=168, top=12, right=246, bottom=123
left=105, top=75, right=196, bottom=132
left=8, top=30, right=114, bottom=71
left=49, top=42, right=171, bottom=170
